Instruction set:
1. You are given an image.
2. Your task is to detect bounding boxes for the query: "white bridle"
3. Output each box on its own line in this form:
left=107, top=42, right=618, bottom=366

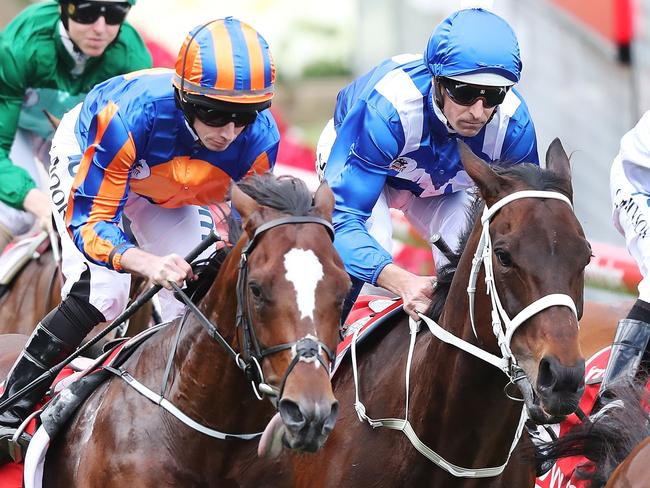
left=467, top=189, right=579, bottom=368
left=352, top=189, right=580, bottom=478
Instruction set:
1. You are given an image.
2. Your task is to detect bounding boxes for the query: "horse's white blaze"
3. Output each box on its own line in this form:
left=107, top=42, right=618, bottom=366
left=284, top=248, right=323, bottom=322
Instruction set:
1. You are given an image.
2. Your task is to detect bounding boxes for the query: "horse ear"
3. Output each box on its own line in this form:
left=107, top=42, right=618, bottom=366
left=545, top=138, right=572, bottom=185
left=231, top=183, right=264, bottom=236
left=457, top=140, right=501, bottom=201
left=312, top=181, right=335, bottom=222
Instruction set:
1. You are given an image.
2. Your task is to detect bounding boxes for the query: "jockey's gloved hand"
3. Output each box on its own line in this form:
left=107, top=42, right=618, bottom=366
left=22, top=188, right=54, bottom=234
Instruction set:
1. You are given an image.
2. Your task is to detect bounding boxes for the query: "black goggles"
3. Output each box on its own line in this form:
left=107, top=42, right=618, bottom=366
left=440, top=78, right=508, bottom=109
left=191, top=104, right=258, bottom=128
left=66, top=2, right=131, bottom=25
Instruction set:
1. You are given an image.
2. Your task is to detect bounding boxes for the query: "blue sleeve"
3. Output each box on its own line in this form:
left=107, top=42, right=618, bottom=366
left=325, top=101, right=402, bottom=284
left=502, top=114, right=539, bottom=165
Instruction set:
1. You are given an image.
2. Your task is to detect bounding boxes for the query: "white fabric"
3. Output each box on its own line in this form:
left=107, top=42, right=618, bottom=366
left=0, top=129, right=50, bottom=234
left=0, top=232, right=47, bottom=285
left=48, top=104, right=215, bottom=322
left=374, top=68, right=424, bottom=156
left=610, top=111, right=650, bottom=303
left=447, top=72, right=516, bottom=87
left=22, top=425, right=50, bottom=488
left=316, top=119, right=473, bottom=269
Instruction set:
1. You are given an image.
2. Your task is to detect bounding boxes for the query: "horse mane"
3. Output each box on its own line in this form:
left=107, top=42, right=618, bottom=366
left=532, top=379, right=650, bottom=487
left=188, top=174, right=315, bottom=303
left=428, top=162, right=571, bottom=321
left=227, top=173, right=315, bottom=243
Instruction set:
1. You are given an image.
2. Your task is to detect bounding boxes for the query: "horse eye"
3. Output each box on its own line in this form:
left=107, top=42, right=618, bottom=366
left=249, top=283, right=264, bottom=299
left=494, top=249, right=512, bottom=267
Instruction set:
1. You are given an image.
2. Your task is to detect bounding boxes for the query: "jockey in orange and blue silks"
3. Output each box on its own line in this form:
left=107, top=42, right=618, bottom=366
left=0, top=17, right=279, bottom=464
left=65, top=66, right=278, bottom=270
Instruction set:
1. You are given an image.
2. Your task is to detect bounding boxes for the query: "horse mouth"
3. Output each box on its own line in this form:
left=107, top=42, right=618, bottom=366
left=526, top=397, right=568, bottom=425
left=258, top=412, right=287, bottom=458
left=515, top=373, right=580, bottom=424
left=257, top=413, right=329, bottom=458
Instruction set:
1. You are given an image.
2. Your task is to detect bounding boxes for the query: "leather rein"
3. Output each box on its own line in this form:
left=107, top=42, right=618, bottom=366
left=175, top=215, right=337, bottom=400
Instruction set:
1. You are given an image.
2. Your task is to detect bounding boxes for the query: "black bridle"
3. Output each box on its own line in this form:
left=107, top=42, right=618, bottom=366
left=173, top=215, right=336, bottom=402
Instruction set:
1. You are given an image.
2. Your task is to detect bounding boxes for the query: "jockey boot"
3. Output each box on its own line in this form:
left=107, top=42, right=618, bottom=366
left=0, top=323, right=77, bottom=464
left=595, top=317, right=650, bottom=409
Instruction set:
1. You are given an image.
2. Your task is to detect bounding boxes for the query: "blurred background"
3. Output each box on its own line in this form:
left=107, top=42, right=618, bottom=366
left=2, top=0, right=648, bottom=298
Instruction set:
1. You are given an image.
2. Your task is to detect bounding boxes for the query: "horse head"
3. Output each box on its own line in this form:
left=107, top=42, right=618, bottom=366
left=458, top=140, right=590, bottom=423
left=218, top=175, right=350, bottom=455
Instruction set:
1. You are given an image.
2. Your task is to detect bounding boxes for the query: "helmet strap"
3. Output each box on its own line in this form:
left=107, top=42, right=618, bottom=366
left=432, top=77, right=456, bottom=132
left=174, top=88, right=196, bottom=126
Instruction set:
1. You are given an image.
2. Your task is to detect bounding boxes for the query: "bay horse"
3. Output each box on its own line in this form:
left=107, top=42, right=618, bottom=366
left=262, top=140, right=590, bottom=488
left=35, top=174, right=350, bottom=486
left=0, top=245, right=154, bottom=340
left=0, top=246, right=60, bottom=336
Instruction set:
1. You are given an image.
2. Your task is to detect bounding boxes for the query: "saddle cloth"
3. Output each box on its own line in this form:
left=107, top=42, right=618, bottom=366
left=0, top=233, right=49, bottom=286
left=332, top=295, right=403, bottom=376
left=0, top=358, right=87, bottom=488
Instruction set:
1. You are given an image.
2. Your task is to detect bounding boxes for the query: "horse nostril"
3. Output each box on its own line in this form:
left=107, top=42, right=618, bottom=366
left=322, top=401, right=339, bottom=436
left=537, top=357, right=555, bottom=390
left=537, top=355, right=585, bottom=394
left=279, top=399, right=306, bottom=430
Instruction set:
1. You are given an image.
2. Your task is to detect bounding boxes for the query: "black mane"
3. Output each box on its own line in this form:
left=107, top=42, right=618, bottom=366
left=534, top=380, right=650, bottom=487
left=428, top=163, right=570, bottom=321
left=225, top=173, right=314, bottom=244
left=237, top=173, right=314, bottom=216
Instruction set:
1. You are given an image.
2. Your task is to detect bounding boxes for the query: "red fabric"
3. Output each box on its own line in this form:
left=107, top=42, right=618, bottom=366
left=335, top=296, right=403, bottom=358
left=0, top=462, right=22, bottom=488
left=535, top=348, right=611, bottom=488
left=0, top=366, right=77, bottom=487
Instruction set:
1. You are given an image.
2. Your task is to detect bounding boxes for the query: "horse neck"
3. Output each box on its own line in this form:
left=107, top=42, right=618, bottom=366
left=164, top=239, right=273, bottom=429
left=408, top=221, right=524, bottom=469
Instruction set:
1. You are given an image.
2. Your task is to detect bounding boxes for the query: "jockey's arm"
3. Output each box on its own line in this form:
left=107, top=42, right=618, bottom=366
left=0, top=49, right=39, bottom=213
left=120, top=247, right=195, bottom=290
left=376, top=263, right=435, bottom=321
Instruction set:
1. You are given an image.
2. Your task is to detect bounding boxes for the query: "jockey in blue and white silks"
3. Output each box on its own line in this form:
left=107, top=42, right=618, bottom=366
left=317, top=8, right=539, bottom=321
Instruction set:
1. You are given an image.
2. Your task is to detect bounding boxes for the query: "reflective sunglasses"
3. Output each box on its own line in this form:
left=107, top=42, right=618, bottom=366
left=192, top=105, right=258, bottom=128
left=67, top=2, right=131, bottom=26
left=440, top=78, right=508, bottom=109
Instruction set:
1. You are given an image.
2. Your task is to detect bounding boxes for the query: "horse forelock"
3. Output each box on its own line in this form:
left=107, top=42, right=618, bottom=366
left=237, top=173, right=314, bottom=216
left=496, top=162, right=572, bottom=199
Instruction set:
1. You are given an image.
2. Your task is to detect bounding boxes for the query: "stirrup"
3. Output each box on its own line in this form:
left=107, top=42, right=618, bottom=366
left=0, top=409, right=39, bottom=464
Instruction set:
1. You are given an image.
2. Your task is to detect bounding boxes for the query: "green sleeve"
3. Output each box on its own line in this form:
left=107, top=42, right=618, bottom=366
left=0, top=33, right=37, bottom=210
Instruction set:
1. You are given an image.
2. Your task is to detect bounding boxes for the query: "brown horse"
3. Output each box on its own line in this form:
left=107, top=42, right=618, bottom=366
left=0, top=244, right=154, bottom=340
left=35, top=174, right=350, bottom=486
left=0, top=246, right=61, bottom=336
left=242, top=140, right=590, bottom=488
left=607, top=436, right=650, bottom=487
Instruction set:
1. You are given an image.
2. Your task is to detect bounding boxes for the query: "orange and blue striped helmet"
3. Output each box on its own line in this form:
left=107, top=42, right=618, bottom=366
left=173, top=17, right=275, bottom=110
